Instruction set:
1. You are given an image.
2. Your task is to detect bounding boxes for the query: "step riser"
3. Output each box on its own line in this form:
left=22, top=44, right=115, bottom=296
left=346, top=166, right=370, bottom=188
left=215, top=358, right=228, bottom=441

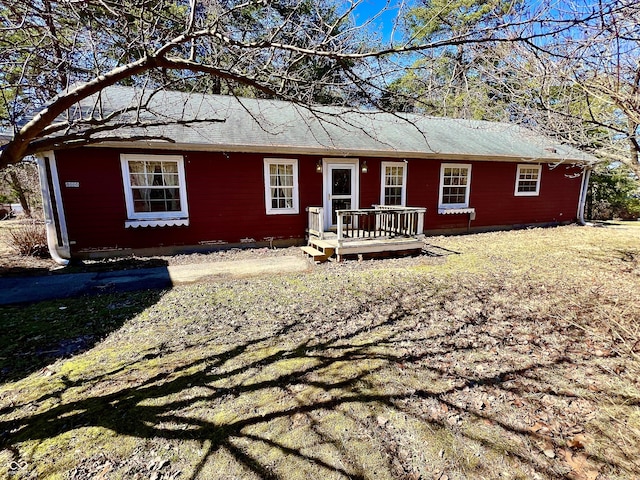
left=300, top=246, right=328, bottom=263
left=308, top=241, right=335, bottom=258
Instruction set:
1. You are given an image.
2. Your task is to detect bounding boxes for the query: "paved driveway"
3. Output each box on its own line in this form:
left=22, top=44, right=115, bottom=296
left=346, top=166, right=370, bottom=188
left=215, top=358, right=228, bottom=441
left=0, top=256, right=311, bottom=305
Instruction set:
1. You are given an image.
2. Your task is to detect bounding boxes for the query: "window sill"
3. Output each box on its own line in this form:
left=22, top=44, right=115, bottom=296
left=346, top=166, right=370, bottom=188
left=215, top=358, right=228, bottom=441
left=438, top=207, right=475, bottom=215
left=125, top=218, right=189, bottom=228
left=265, top=209, right=299, bottom=215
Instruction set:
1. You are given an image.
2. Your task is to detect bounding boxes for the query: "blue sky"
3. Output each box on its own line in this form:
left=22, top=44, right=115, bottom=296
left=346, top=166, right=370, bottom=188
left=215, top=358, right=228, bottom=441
left=350, top=0, right=409, bottom=44
left=348, top=0, right=602, bottom=45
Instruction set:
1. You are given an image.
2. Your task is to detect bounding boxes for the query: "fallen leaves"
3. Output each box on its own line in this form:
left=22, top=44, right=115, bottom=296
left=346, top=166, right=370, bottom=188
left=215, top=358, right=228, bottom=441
left=529, top=420, right=598, bottom=479
left=541, top=438, right=556, bottom=459
left=528, top=421, right=551, bottom=435
left=567, top=433, right=593, bottom=450
left=562, top=449, right=599, bottom=480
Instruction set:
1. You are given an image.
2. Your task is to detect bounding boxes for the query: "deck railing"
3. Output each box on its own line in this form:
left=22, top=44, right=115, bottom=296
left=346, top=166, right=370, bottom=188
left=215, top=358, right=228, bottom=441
left=337, top=206, right=426, bottom=242
left=307, top=205, right=426, bottom=243
left=306, top=206, right=325, bottom=239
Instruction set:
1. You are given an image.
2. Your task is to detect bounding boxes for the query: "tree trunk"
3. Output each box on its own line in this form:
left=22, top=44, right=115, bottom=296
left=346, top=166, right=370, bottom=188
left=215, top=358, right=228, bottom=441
left=628, top=119, right=640, bottom=179
left=7, top=170, right=32, bottom=218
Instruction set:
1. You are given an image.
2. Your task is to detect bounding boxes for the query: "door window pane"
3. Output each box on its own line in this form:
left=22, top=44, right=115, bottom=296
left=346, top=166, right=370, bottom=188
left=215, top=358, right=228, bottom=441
left=332, top=169, right=351, bottom=195
left=332, top=198, right=351, bottom=225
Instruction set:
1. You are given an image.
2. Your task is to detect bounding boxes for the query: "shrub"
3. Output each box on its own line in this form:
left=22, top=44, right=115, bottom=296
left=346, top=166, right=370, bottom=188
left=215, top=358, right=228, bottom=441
left=588, top=163, right=640, bottom=220
left=617, top=197, right=640, bottom=220
left=9, top=222, right=50, bottom=257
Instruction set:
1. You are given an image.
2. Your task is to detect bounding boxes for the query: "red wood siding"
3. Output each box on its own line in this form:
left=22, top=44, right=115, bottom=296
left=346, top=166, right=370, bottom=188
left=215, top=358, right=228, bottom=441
left=53, top=148, right=583, bottom=255
left=359, top=159, right=380, bottom=208
left=403, top=159, right=582, bottom=231
left=467, top=161, right=582, bottom=228
left=55, top=148, right=322, bottom=254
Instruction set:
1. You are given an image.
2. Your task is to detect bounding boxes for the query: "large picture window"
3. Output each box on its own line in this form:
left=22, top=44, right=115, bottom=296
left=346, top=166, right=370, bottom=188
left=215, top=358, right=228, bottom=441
left=439, top=164, right=471, bottom=209
left=515, top=164, right=542, bottom=196
left=120, top=154, right=189, bottom=227
left=264, top=158, right=299, bottom=215
left=380, top=162, right=407, bottom=206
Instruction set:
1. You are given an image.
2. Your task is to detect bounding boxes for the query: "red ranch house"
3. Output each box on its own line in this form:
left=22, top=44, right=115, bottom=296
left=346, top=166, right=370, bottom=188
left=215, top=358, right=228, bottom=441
left=34, top=87, right=595, bottom=263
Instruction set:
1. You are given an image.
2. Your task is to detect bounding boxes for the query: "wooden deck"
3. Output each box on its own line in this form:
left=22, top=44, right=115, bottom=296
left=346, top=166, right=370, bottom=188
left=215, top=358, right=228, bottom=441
left=305, top=232, right=424, bottom=262
left=302, top=206, right=426, bottom=262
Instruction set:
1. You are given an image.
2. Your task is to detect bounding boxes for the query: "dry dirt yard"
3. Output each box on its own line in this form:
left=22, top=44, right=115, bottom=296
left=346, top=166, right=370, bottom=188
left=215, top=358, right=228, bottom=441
left=0, top=217, right=304, bottom=277
left=1, top=223, right=640, bottom=480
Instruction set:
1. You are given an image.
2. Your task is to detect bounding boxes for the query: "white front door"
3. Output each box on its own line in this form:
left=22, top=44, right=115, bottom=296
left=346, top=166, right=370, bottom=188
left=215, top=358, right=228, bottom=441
left=323, top=160, right=358, bottom=228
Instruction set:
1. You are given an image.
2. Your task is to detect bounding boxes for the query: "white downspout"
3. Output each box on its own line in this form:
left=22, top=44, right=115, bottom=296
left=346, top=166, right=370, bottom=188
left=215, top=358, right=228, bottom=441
left=577, top=166, right=592, bottom=226
left=37, top=151, right=70, bottom=265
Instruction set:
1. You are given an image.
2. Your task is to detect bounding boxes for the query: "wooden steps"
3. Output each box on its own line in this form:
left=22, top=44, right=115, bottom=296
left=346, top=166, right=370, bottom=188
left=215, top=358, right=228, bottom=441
left=309, top=238, right=335, bottom=250
left=300, top=245, right=328, bottom=262
left=300, top=238, right=336, bottom=263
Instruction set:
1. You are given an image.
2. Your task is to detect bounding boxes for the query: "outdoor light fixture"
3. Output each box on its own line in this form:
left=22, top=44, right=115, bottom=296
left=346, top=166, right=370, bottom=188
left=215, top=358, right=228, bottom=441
left=361, top=161, right=368, bottom=173
left=316, top=160, right=322, bottom=173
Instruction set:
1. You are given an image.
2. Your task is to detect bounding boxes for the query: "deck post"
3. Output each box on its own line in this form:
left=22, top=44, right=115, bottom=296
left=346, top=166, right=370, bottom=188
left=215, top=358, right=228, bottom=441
left=337, top=211, right=344, bottom=245
left=417, top=209, right=425, bottom=237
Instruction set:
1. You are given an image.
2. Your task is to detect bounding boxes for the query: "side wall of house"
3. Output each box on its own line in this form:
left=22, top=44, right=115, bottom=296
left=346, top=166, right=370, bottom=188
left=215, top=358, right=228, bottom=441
left=358, top=159, right=582, bottom=231
left=405, top=159, right=583, bottom=233
left=53, top=148, right=583, bottom=257
left=54, top=148, right=321, bottom=255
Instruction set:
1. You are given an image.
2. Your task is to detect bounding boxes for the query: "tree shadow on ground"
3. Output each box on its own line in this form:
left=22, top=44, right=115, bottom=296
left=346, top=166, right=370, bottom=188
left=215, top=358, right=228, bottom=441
left=0, top=275, right=637, bottom=479
left=0, top=288, right=167, bottom=383
left=0, top=256, right=173, bottom=278
left=0, top=264, right=54, bottom=277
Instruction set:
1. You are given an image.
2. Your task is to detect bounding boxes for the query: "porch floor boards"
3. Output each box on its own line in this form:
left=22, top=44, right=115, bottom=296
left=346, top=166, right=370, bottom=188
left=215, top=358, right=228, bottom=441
left=303, top=231, right=425, bottom=262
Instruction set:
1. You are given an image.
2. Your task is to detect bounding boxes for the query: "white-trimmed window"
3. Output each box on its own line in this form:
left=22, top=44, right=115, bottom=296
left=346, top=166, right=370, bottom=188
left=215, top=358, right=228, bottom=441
left=120, top=154, right=189, bottom=227
left=264, top=158, right=299, bottom=215
left=439, top=163, right=471, bottom=209
left=515, top=164, right=542, bottom=196
left=380, top=162, right=407, bottom=206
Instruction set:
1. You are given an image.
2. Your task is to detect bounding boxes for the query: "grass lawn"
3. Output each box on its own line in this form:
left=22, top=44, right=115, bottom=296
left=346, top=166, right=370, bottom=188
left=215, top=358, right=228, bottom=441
left=1, top=224, right=640, bottom=479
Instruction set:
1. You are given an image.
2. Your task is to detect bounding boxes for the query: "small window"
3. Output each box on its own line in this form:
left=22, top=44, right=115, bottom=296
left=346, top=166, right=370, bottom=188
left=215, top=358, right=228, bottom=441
left=380, top=162, right=407, bottom=206
left=264, top=158, right=299, bottom=215
left=120, top=154, right=189, bottom=227
left=515, top=164, right=542, bottom=196
left=439, top=163, right=471, bottom=209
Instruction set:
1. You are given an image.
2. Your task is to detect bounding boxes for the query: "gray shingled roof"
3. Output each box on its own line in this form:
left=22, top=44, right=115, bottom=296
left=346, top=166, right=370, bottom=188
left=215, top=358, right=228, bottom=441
left=55, top=85, right=596, bottom=163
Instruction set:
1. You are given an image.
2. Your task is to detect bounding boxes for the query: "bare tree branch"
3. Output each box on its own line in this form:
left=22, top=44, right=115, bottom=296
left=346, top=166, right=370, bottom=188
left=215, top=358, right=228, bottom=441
left=1, top=0, right=634, bottom=171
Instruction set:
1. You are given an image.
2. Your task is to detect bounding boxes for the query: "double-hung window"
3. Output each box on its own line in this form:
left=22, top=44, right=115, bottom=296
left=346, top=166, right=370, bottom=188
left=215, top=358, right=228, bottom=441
left=264, top=158, right=299, bottom=214
left=120, top=154, right=189, bottom=227
left=515, top=164, right=542, bottom=196
left=380, top=162, right=407, bottom=206
left=439, top=164, right=471, bottom=211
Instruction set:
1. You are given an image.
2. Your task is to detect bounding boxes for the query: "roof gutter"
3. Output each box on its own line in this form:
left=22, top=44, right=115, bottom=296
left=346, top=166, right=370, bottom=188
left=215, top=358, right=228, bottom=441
left=37, top=151, right=70, bottom=265
left=577, top=166, right=592, bottom=226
